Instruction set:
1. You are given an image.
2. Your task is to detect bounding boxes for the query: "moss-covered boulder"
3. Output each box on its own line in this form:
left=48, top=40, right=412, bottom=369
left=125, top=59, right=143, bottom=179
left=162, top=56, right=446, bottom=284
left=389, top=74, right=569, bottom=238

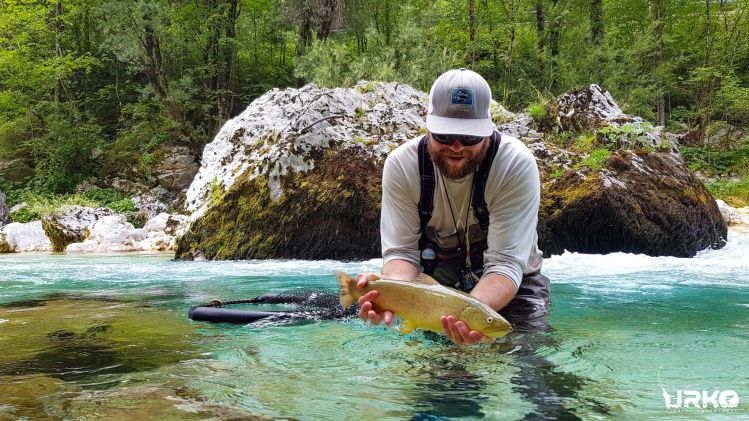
left=41, top=205, right=114, bottom=252
left=177, top=81, right=427, bottom=260
left=538, top=150, right=726, bottom=257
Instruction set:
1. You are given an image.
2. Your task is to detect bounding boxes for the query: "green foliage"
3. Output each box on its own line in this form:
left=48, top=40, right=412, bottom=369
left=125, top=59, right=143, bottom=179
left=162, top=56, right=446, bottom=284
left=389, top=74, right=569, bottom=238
left=574, top=149, right=611, bottom=172
left=527, top=103, right=546, bottom=121
left=706, top=176, right=749, bottom=207
left=681, top=137, right=749, bottom=177
left=7, top=192, right=99, bottom=223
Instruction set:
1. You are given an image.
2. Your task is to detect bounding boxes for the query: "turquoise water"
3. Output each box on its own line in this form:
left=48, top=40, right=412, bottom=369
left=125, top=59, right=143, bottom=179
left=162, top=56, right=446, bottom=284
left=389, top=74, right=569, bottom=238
left=1, top=230, right=748, bottom=420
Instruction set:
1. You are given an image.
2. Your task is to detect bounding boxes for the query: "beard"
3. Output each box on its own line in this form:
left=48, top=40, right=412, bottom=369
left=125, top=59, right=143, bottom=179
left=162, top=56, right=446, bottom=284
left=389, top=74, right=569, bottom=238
left=427, top=141, right=488, bottom=179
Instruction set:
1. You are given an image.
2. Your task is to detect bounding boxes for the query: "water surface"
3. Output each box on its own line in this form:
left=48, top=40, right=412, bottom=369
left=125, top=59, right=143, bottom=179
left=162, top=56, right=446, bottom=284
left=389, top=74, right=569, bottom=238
left=1, top=230, right=748, bottom=419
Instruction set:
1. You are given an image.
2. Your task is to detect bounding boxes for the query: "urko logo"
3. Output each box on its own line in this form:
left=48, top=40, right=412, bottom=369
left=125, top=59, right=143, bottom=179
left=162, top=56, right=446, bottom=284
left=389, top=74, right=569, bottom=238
left=662, top=389, right=740, bottom=410
left=658, top=369, right=740, bottom=411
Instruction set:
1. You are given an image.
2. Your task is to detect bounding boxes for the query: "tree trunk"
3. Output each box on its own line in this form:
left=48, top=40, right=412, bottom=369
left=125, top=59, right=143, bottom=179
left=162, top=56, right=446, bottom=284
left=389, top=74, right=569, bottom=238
left=54, top=0, right=64, bottom=102
left=654, top=0, right=666, bottom=126
left=590, top=0, right=603, bottom=44
left=384, top=0, right=392, bottom=46
left=317, top=0, right=336, bottom=40
left=705, top=0, right=712, bottom=65
left=469, top=0, right=476, bottom=42
left=536, top=0, right=544, bottom=53
left=550, top=0, right=561, bottom=91
left=142, top=11, right=168, bottom=99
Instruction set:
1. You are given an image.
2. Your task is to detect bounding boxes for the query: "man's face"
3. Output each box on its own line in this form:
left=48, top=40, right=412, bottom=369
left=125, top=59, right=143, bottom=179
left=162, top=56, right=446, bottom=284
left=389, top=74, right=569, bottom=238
left=427, top=133, right=488, bottom=179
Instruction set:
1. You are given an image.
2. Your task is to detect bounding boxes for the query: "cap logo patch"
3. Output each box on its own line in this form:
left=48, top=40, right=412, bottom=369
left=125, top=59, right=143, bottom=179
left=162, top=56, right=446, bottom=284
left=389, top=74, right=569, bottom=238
left=451, top=88, right=473, bottom=106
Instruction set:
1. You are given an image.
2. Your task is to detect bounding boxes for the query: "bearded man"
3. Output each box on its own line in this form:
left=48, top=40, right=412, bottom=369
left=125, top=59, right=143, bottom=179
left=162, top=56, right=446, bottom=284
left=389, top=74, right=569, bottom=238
left=356, top=68, right=551, bottom=345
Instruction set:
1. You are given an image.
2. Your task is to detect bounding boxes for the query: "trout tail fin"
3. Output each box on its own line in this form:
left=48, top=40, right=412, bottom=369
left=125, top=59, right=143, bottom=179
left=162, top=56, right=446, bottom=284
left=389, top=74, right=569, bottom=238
left=336, top=271, right=357, bottom=308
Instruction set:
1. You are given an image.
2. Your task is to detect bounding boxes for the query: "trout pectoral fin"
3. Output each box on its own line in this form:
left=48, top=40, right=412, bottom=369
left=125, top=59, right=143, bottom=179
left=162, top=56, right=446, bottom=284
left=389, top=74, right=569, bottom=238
left=400, top=319, right=415, bottom=335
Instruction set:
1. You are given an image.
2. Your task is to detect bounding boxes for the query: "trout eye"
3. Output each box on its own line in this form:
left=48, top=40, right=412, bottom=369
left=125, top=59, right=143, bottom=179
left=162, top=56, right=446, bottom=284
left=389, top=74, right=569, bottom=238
left=486, top=317, right=493, bottom=324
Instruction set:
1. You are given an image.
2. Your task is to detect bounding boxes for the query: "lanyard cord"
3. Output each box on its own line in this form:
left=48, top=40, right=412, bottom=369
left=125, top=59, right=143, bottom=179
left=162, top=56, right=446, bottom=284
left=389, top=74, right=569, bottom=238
left=439, top=172, right=474, bottom=271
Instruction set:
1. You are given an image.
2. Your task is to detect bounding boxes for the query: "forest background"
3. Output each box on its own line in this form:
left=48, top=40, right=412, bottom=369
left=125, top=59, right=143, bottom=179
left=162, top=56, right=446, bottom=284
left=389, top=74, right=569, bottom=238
left=1, top=0, right=747, bottom=219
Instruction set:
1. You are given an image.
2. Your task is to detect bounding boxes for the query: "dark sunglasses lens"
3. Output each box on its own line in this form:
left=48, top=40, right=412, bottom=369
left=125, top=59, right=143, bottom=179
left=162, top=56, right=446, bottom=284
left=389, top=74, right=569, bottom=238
left=432, top=133, right=484, bottom=146
left=460, top=135, right=484, bottom=145
left=432, top=133, right=452, bottom=144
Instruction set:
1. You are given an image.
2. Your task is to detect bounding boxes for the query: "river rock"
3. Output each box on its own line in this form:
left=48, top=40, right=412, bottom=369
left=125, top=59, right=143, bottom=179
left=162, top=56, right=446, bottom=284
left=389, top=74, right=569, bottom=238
left=139, top=213, right=188, bottom=251
left=0, top=158, right=34, bottom=182
left=0, top=221, right=53, bottom=252
left=41, top=206, right=114, bottom=252
left=716, top=199, right=745, bottom=225
left=0, top=190, right=8, bottom=227
left=556, top=84, right=663, bottom=150
left=154, top=145, right=199, bottom=191
left=65, top=215, right=144, bottom=253
left=538, top=150, right=726, bottom=257
left=132, top=186, right=183, bottom=220
left=176, top=81, right=427, bottom=260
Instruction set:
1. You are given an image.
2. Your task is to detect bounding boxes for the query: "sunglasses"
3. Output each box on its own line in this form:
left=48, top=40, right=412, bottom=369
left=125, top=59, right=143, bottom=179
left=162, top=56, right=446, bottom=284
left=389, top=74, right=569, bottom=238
left=430, top=132, right=486, bottom=146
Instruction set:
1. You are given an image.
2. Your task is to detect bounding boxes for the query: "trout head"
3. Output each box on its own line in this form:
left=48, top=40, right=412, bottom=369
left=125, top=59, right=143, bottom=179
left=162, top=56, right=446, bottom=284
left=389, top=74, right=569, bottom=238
left=459, top=306, right=512, bottom=339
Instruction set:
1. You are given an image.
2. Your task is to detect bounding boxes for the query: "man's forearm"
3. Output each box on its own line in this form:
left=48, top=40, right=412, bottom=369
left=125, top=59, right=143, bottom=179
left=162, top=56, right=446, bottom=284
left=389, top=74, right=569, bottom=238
left=471, top=273, right=517, bottom=311
left=381, top=259, right=420, bottom=280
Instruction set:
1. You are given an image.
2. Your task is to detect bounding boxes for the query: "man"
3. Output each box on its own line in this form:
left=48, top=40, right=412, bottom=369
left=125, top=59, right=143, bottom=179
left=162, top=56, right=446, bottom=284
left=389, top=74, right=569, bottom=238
left=357, top=68, right=550, bottom=344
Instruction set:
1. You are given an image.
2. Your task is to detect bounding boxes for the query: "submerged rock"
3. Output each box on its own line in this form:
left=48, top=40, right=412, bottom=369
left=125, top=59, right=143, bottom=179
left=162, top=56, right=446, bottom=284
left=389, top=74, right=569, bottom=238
left=0, top=221, right=53, bottom=252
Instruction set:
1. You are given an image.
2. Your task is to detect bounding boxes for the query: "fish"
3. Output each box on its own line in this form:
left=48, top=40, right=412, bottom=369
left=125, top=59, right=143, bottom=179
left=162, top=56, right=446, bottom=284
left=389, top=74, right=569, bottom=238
left=335, top=271, right=512, bottom=339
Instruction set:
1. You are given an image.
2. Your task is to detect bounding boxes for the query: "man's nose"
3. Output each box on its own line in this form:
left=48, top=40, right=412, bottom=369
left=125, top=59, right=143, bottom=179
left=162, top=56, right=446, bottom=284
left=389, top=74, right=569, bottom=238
left=449, top=140, right=464, bottom=152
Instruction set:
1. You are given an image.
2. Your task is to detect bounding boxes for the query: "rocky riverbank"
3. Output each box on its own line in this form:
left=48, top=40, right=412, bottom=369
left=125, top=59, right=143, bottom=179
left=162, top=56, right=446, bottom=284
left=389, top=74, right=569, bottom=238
left=1, top=81, right=744, bottom=257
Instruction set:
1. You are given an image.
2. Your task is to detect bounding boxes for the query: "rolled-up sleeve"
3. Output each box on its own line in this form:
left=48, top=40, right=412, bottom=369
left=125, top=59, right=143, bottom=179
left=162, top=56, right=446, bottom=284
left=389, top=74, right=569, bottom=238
left=380, top=148, right=421, bottom=267
left=482, top=148, right=540, bottom=290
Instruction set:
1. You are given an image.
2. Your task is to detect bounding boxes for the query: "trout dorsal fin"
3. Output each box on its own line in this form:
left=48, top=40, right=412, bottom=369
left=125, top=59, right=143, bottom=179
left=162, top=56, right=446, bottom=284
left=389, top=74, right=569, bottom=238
left=413, top=273, right=440, bottom=285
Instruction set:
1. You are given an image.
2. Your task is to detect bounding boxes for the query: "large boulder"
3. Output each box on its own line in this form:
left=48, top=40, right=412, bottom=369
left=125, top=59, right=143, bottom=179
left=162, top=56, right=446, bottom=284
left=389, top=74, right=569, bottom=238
left=535, top=85, right=726, bottom=257
left=0, top=221, right=53, bottom=252
left=154, top=145, right=199, bottom=191
left=176, top=81, right=426, bottom=260
left=0, top=190, right=8, bottom=227
left=41, top=206, right=114, bottom=252
left=538, top=150, right=726, bottom=257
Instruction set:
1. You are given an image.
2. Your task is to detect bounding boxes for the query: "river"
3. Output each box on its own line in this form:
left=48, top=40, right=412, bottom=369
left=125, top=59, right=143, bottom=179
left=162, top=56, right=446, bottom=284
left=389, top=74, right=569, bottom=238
left=1, top=228, right=747, bottom=419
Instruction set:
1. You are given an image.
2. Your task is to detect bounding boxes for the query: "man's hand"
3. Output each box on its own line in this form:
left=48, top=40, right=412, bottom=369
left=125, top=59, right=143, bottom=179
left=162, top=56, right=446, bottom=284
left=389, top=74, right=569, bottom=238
left=440, top=315, right=494, bottom=345
left=356, top=272, right=394, bottom=326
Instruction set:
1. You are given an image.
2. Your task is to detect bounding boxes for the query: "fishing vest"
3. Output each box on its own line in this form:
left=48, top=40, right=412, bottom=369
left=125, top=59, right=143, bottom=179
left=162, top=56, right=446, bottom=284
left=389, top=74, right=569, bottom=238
left=417, top=132, right=502, bottom=274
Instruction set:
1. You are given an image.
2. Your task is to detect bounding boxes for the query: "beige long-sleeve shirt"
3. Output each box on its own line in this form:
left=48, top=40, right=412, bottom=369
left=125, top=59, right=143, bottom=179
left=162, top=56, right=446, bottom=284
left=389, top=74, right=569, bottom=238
left=380, top=134, right=543, bottom=290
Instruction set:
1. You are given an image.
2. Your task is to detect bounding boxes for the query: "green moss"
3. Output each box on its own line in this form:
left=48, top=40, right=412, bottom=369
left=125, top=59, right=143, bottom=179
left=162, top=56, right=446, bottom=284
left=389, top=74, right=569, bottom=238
left=175, top=146, right=383, bottom=260
left=573, top=149, right=611, bottom=171
left=208, top=177, right=226, bottom=207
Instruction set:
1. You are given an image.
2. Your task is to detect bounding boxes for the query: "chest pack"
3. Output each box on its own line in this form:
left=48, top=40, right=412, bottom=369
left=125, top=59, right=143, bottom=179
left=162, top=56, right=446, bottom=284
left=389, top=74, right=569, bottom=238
left=417, top=132, right=501, bottom=276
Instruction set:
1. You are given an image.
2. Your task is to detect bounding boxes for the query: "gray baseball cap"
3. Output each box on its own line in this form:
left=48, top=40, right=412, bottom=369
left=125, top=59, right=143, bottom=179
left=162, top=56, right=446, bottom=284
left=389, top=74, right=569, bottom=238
left=426, top=68, right=494, bottom=137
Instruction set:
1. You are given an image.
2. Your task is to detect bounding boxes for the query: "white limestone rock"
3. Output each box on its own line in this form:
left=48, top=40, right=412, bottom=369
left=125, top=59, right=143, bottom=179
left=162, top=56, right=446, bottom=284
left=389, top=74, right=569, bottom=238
left=66, top=215, right=142, bottom=253
left=0, top=221, right=52, bottom=252
left=41, top=206, right=114, bottom=251
left=185, top=81, right=429, bottom=220
left=556, top=84, right=665, bottom=150
left=716, top=200, right=745, bottom=226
